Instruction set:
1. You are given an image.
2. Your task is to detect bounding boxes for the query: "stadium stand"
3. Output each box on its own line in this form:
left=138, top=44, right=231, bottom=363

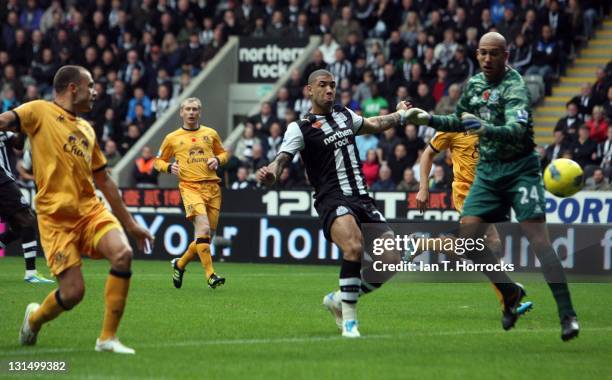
left=1, top=0, right=610, bottom=190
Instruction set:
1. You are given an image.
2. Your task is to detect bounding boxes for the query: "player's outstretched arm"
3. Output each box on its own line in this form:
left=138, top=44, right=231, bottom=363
left=257, top=152, right=292, bottom=187
left=0, top=110, right=18, bottom=132
left=359, top=112, right=407, bottom=135
left=93, top=169, right=154, bottom=250
left=416, top=145, right=437, bottom=213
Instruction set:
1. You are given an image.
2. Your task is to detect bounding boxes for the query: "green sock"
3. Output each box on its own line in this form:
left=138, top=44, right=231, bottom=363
left=535, top=246, right=576, bottom=319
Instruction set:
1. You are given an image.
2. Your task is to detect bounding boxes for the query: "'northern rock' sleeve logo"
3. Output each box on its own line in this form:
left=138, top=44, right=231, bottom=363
left=63, top=132, right=92, bottom=162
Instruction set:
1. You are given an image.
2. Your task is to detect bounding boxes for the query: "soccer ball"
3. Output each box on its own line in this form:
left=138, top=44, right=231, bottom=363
left=543, top=158, right=584, bottom=197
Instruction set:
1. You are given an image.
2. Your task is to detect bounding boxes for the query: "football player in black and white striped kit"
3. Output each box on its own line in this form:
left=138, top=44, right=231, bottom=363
left=0, top=131, right=53, bottom=283
left=257, top=69, right=410, bottom=337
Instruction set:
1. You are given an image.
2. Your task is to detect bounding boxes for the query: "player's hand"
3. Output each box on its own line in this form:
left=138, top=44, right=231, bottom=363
left=256, top=166, right=276, bottom=187
left=170, top=162, right=180, bottom=176
left=400, top=107, right=430, bottom=126
left=396, top=100, right=412, bottom=111
left=207, top=157, right=219, bottom=170
left=126, top=223, right=154, bottom=252
left=416, top=189, right=429, bottom=213
left=461, top=113, right=486, bottom=135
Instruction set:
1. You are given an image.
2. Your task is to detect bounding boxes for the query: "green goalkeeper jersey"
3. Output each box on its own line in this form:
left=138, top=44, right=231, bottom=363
left=430, top=66, right=535, bottom=162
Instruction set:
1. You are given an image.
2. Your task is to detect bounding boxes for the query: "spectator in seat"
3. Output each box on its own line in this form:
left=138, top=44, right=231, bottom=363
left=286, top=69, right=303, bottom=102
left=603, top=86, right=612, bottom=121
left=247, top=144, right=269, bottom=174
left=572, top=124, right=598, bottom=170
left=355, top=132, right=379, bottom=161
left=430, top=67, right=449, bottom=105
left=544, top=130, right=571, bottom=168
left=378, top=63, right=403, bottom=105
left=302, top=49, right=327, bottom=85
left=133, top=146, right=159, bottom=188
left=362, top=149, right=380, bottom=187
left=429, top=166, right=450, bottom=191
left=131, top=103, right=153, bottom=131
left=332, top=6, right=362, bottom=45
left=104, top=139, right=122, bottom=168
left=265, top=122, right=283, bottom=162
left=433, top=28, right=458, bottom=67
left=327, top=47, right=352, bottom=83
left=525, top=25, right=559, bottom=91
left=353, top=70, right=374, bottom=105
left=361, top=84, right=388, bottom=118
left=497, top=7, right=521, bottom=43
left=120, top=124, right=141, bottom=155
left=371, top=165, right=395, bottom=191
left=273, top=87, right=293, bottom=121
left=319, top=32, right=340, bottom=65
left=587, top=106, right=609, bottom=143
left=555, top=101, right=583, bottom=142
left=266, top=10, right=288, bottom=38
left=387, top=143, right=411, bottom=185
left=509, top=33, right=532, bottom=75
left=597, top=125, right=612, bottom=178
left=235, top=124, right=262, bottom=163
left=446, top=45, right=474, bottom=85
left=151, top=84, right=174, bottom=120
left=570, top=83, right=596, bottom=120
left=435, top=83, right=461, bottom=116
left=412, top=83, right=436, bottom=113
left=249, top=101, right=278, bottom=137
left=343, top=31, right=366, bottom=64
left=376, top=126, right=402, bottom=163
left=231, top=166, right=254, bottom=190
left=584, top=168, right=611, bottom=191
left=294, top=86, right=312, bottom=119
left=396, top=167, right=420, bottom=192
left=127, top=87, right=152, bottom=123
left=340, top=90, right=360, bottom=112
left=403, top=123, right=426, bottom=167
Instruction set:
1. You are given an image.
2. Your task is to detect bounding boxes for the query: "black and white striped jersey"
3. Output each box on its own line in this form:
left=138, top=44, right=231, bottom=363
left=0, top=131, right=17, bottom=185
left=279, top=105, right=368, bottom=201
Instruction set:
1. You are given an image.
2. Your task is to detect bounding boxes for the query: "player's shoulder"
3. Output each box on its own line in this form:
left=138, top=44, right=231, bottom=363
left=200, top=125, right=220, bottom=136
left=17, top=99, right=49, bottom=111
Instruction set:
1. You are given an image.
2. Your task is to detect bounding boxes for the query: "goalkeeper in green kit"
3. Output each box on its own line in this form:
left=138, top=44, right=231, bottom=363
left=404, top=32, right=579, bottom=341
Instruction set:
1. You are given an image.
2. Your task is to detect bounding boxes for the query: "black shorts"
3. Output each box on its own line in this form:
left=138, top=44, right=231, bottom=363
left=0, top=180, right=29, bottom=220
left=315, top=195, right=392, bottom=242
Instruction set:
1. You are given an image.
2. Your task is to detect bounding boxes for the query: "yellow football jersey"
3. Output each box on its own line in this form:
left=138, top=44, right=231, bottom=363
left=429, top=131, right=479, bottom=185
left=154, top=125, right=228, bottom=182
left=12, top=100, right=107, bottom=218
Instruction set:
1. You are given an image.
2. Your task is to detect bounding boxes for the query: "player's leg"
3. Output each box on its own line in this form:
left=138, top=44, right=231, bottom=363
left=95, top=227, right=135, bottom=354
left=511, top=164, right=579, bottom=340
left=204, top=193, right=225, bottom=288
left=330, top=214, right=364, bottom=338
left=21, top=260, right=85, bottom=345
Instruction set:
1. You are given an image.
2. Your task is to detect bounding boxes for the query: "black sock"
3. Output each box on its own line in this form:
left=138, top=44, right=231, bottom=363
left=20, top=225, right=38, bottom=271
left=359, top=266, right=384, bottom=296
left=339, top=259, right=361, bottom=305
left=534, top=245, right=575, bottom=319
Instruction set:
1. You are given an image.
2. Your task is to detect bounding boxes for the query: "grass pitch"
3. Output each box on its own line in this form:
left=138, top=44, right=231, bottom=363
left=1, top=257, right=611, bottom=380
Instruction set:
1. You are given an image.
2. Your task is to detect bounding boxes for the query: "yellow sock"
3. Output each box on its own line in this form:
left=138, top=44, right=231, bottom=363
left=100, top=270, right=131, bottom=341
left=177, top=242, right=198, bottom=270
left=29, top=290, right=66, bottom=332
left=490, top=283, right=504, bottom=309
left=195, top=235, right=214, bottom=278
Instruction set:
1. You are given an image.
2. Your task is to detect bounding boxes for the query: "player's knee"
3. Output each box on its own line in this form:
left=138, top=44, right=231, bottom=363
left=342, top=241, right=363, bottom=261
left=62, top=285, right=85, bottom=308
left=486, top=237, right=503, bottom=255
left=112, top=245, right=133, bottom=271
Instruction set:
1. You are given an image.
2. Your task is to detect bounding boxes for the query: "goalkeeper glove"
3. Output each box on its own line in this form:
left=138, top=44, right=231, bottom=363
left=399, top=108, right=431, bottom=126
left=461, top=112, right=486, bottom=135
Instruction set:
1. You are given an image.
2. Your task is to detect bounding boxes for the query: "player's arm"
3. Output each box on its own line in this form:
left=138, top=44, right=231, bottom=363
left=153, top=136, right=177, bottom=175
left=207, top=130, right=229, bottom=170
left=256, top=152, right=292, bottom=186
left=416, top=145, right=437, bottom=213
left=359, top=112, right=405, bottom=135
left=257, top=121, right=303, bottom=186
left=0, top=110, right=18, bottom=132
left=93, top=168, right=153, bottom=250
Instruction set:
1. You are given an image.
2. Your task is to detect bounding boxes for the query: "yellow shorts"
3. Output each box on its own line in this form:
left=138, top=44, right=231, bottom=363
left=452, top=181, right=472, bottom=213
left=178, top=181, right=222, bottom=229
left=38, top=203, right=122, bottom=276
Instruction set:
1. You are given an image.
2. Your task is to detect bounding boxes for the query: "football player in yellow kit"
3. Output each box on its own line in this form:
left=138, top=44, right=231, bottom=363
left=0, top=65, right=153, bottom=354
left=155, top=98, right=227, bottom=289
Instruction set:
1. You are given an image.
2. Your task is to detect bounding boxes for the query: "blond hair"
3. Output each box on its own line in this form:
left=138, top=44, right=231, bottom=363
left=180, top=97, right=202, bottom=110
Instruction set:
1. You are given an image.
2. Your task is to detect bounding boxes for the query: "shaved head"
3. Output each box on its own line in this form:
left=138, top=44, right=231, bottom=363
left=479, top=32, right=507, bottom=50
left=476, top=32, right=509, bottom=82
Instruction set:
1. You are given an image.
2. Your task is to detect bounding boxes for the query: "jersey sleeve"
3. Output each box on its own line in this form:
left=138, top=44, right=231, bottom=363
left=211, top=129, right=229, bottom=166
left=154, top=135, right=173, bottom=173
left=12, top=100, right=43, bottom=136
left=91, top=140, right=108, bottom=172
left=279, top=121, right=305, bottom=157
left=346, top=107, right=364, bottom=134
left=429, top=132, right=452, bottom=153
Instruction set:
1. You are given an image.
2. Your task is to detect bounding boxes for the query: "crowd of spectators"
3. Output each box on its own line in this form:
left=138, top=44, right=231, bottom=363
left=2, top=0, right=610, bottom=192
left=227, top=0, right=609, bottom=192
left=543, top=62, right=612, bottom=190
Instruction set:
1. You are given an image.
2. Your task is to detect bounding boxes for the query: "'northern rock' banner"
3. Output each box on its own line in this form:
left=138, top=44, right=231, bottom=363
left=238, top=37, right=308, bottom=82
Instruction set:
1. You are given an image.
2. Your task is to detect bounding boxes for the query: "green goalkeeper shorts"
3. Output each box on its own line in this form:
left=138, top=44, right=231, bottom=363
left=462, top=153, right=546, bottom=223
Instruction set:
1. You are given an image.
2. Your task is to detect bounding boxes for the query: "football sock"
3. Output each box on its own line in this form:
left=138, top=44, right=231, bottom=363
left=487, top=245, right=505, bottom=305
left=100, top=269, right=131, bottom=340
left=29, top=290, right=68, bottom=332
left=195, top=236, right=215, bottom=279
left=177, top=241, right=198, bottom=270
left=21, top=225, right=38, bottom=272
left=339, top=259, right=361, bottom=321
left=465, top=246, right=517, bottom=299
left=533, top=245, right=576, bottom=319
